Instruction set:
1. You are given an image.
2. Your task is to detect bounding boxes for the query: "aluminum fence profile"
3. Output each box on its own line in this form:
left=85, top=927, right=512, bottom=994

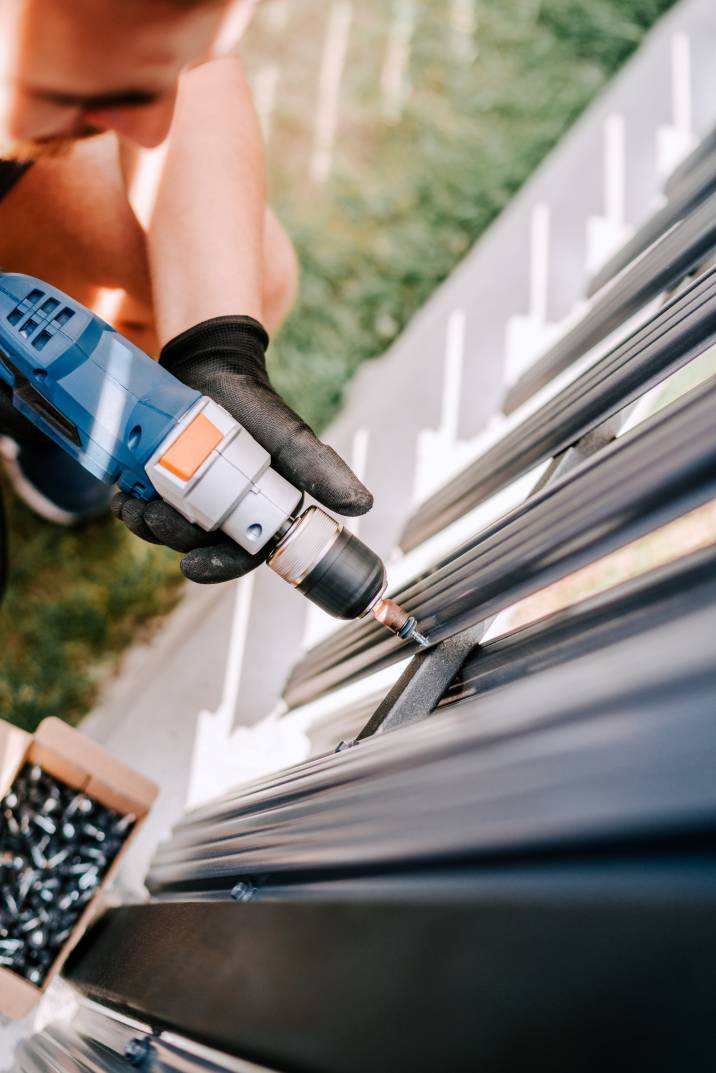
left=15, top=1023, right=127, bottom=1073
left=663, top=125, right=716, bottom=198
left=283, top=376, right=716, bottom=708
left=153, top=544, right=716, bottom=869
left=66, top=884, right=716, bottom=1073
left=15, top=1005, right=276, bottom=1073
left=586, top=139, right=716, bottom=298
left=503, top=184, right=716, bottom=414
left=400, top=263, right=716, bottom=551
left=439, top=542, right=716, bottom=707
left=147, top=583, right=716, bottom=897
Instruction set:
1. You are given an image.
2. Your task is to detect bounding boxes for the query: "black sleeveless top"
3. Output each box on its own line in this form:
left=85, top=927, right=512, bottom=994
left=0, top=159, right=32, bottom=598
left=0, top=160, right=32, bottom=201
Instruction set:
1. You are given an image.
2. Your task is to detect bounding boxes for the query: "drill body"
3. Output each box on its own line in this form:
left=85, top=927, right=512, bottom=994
left=0, top=273, right=196, bottom=499
left=0, top=271, right=426, bottom=641
left=0, top=272, right=300, bottom=555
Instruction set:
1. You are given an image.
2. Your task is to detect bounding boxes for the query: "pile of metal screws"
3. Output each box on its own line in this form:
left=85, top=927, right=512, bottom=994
left=0, top=763, right=134, bottom=986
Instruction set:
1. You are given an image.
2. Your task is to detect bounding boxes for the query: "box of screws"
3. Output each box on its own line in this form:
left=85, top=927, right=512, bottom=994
left=0, top=717, right=157, bottom=1019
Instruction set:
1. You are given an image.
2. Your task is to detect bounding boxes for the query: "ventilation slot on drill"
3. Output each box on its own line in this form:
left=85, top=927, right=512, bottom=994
left=33, top=330, right=53, bottom=351
left=54, top=308, right=74, bottom=328
left=6, top=294, right=75, bottom=348
left=0, top=354, right=81, bottom=446
left=19, top=319, right=39, bottom=339
left=6, top=288, right=46, bottom=329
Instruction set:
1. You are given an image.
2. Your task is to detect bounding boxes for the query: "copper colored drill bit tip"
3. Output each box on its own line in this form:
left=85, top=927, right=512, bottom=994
left=372, top=597, right=407, bottom=632
left=371, top=598, right=429, bottom=647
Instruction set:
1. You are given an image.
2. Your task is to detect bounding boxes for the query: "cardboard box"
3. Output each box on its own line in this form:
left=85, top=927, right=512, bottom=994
left=0, top=716, right=157, bottom=1019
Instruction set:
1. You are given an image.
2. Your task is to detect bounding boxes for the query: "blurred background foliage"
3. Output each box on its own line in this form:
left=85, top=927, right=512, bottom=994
left=1, top=0, right=677, bottom=728
left=255, top=0, right=678, bottom=429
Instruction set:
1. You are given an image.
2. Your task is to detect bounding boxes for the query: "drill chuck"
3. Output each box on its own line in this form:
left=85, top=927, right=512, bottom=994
left=268, top=506, right=386, bottom=619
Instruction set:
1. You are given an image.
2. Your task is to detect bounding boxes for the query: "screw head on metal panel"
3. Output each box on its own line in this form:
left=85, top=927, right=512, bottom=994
left=124, top=1037, right=152, bottom=1066
left=230, top=880, right=256, bottom=902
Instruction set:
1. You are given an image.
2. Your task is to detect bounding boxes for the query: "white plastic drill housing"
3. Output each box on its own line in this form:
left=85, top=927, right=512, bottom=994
left=145, top=398, right=302, bottom=554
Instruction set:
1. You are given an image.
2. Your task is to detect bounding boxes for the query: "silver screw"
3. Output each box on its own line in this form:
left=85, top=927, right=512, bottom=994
left=124, top=1037, right=152, bottom=1067
left=230, top=881, right=256, bottom=902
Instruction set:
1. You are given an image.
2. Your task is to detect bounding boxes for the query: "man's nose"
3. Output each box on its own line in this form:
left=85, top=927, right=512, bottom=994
left=83, top=92, right=178, bottom=149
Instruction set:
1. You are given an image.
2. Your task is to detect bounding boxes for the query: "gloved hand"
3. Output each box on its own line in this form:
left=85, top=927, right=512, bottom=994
left=112, top=316, right=373, bottom=583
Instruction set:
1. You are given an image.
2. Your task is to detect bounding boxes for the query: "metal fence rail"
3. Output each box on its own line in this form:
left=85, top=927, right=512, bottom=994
left=439, top=542, right=716, bottom=706
left=149, top=541, right=715, bottom=876
left=503, top=185, right=716, bottom=414
left=664, top=125, right=716, bottom=197
left=64, top=879, right=716, bottom=1073
left=284, top=376, right=716, bottom=707
left=586, top=130, right=716, bottom=298
left=400, top=263, right=716, bottom=550
left=16, top=1005, right=276, bottom=1073
left=147, top=574, right=716, bottom=896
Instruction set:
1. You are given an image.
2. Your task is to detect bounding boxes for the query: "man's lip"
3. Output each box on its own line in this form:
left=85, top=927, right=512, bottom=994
left=35, top=126, right=100, bottom=142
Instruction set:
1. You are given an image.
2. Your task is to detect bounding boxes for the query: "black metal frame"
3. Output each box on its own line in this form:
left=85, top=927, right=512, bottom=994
left=66, top=884, right=716, bottom=1073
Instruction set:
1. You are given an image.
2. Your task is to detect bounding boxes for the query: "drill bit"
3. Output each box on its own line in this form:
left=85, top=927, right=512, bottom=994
left=371, top=598, right=429, bottom=646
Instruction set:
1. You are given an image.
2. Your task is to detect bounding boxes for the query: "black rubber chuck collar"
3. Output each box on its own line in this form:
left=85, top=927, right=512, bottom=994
left=297, top=528, right=386, bottom=620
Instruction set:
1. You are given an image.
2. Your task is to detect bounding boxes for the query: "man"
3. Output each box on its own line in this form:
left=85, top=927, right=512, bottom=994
left=0, top=0, right=371, bottom=582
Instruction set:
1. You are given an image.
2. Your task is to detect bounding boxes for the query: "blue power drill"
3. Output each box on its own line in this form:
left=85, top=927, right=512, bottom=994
left=0, top=271, right=426, bottom=640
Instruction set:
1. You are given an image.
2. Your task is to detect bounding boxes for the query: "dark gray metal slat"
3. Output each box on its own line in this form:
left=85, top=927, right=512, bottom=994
left=65, top=884, right=716, bottom=1073
left=503, top=185, right=716, bottom=415
left=172, top=544, right=716, bottom=843
left=586, top=144, right=716, bottom=298
left=283, top=377, right=716, bottom=708
left=15, top=1015, right=275, bottom=1073
left=440, top=542, right=716, bottom=708
left=400, top=264, right=716, bottom=551
left=663, top=126, right=716, bottom=198
left=147, top=581, right=716, bottom=894
left=15, top=1026, right=126, bottom=1073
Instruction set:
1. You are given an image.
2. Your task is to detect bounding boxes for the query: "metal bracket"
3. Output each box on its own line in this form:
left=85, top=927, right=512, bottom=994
left=355, top=623, right=487, bottom=740
left=355, top=406, right=635, bottom=743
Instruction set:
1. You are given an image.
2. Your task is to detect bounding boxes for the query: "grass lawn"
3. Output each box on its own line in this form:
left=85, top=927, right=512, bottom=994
left=0, top=0, right=678, bottom=728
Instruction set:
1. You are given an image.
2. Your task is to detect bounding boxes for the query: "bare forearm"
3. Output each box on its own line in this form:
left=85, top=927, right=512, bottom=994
left=148, top=56, right=266, bottom=346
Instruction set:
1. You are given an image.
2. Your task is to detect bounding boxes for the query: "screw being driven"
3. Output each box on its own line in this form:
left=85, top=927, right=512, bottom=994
left=124, top=1037, right=152, bottom=1067
left=371, top=598, right=429, bottom=646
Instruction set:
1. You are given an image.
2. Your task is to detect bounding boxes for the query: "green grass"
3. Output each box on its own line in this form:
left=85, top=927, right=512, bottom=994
left=0, top=0, right=678, bottom=728
left=0, top=483, right=183, bottom=731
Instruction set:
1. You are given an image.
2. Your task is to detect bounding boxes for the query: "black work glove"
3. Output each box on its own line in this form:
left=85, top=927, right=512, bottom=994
left=112, top=316, right=373, bottom=583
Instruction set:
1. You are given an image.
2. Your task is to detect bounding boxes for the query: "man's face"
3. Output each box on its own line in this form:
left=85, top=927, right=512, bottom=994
left=0, top=0, right=231, bottom=159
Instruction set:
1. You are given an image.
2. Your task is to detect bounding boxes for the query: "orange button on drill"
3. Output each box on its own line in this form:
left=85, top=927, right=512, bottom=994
left=159, top=412, right=223, bottom=481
